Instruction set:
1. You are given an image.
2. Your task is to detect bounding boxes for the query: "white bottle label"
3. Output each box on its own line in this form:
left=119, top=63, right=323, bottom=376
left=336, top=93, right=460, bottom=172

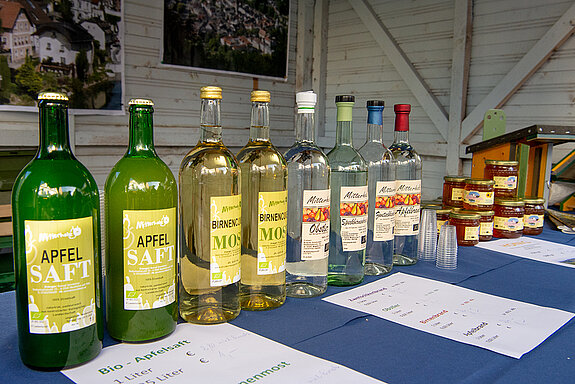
left=301, top=189, right=330, bottom=260
left=374, top=181, right=396, bottom=241
left=395, top=180, right=421, bottom=236
left=340, top=186, right=368, bottom=251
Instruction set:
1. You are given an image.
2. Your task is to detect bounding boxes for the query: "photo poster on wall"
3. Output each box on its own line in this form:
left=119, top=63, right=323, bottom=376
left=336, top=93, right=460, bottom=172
left=0, top=0, right=125, bottom=114
left=162, top=0, right=289, bottom=80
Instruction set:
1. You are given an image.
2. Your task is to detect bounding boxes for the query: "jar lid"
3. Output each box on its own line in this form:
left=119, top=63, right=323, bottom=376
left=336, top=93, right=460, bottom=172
left=129, top=98, right=154, bottom=106
left=523, top=197, right=545, bottom=204
left=38, top=91, right=68, bottom=101
left=443, top=205, right=462, bottom=212
left=485, top=159, right=519, bottom=166
left=251, top=90, right=270, bottom=102
left=465, top=178, right=495, bottom=185
left=495, top=198, right=525, bottom=207
left=423, top=204, right=442, bottom=210
left=444, top=175, right=467, bottom=182
left=460, top=210, right=494, bottom=217
left=200, top=86, right=222, bottom=99
left=450, top=211, right=481, bottom=220
left=436, top=208, right=452, bottom=214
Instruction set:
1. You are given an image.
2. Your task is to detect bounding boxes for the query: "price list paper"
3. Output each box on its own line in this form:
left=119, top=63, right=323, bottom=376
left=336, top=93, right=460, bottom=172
left=323, top=273, right=574, bottom=358
left=63, top=323, right=385, bottom=384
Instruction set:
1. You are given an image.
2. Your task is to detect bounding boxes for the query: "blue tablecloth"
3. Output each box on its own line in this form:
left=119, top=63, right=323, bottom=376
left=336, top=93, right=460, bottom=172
left=1, top=224, right=574, bottom=383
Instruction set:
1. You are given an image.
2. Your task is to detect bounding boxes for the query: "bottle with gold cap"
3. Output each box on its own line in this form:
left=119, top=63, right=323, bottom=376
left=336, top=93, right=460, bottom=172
left=179, top=86, right=241, bottom=323
left=237, top=90, right=288, bottom=310
left=11, top=92, right=103, bottom=368
left=104, top=98, right=177, bottom=341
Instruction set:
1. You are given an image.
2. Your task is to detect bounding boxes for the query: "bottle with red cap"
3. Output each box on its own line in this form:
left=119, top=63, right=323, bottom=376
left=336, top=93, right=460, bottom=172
left=388, top=104, right=422, bottom=266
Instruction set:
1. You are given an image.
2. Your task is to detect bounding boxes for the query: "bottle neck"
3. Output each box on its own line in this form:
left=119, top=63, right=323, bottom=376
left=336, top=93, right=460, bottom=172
left=249, top=101, right=270, bottom=142
left=127, top=106, right=156, bottom=156
left=394, top=111, right=410, bottom=144
left=37, top=101, right=72, bottom=159
left=366, top=106, right=384, bottom=142
left=336, top=102, right=354, bottom=146
left=295, top=110, right=315, bottom=142
left=200, top=98, right=222, bottom=143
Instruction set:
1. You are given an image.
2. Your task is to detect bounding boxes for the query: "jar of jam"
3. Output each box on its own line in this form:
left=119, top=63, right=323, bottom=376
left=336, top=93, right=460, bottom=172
left=436, top=208, right=451, bottom=235
left=523, top=197, right=545, bottom=236
left=449, top=211, right=480, bottom=246
left=493, top=198, right=525, bottom=238
left=463, top=179, right=494, bottom=211
left=461, top=210, right=493, bottom=241
left=484, top=160, right=519, bottom=198
left=442, top=176, right=467, bottom=208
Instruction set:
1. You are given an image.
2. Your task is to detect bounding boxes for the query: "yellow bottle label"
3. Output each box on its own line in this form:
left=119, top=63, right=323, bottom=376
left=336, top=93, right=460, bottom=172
left=524, top=214, right=544, bottom=228
left=122, top=208, right=176, bottom=310
left=257, top=191, right=287, bottom=275
left=25, top=217, right=96, bottom=334
left=464, top=225, right=480, bottom=241
left=451, top=187, right=464, bottom=201
left=210, top=195, right=241, bottom=287
left=494, top=216, right=524, bottom=231
left=480, top=221, right=494, bottom=236
left=493, top=176, right=517, bottom=189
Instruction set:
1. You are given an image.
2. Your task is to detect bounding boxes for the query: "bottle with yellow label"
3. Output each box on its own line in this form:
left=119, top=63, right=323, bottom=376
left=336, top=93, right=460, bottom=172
left=11, top=92, right=103, bottom=369
left=104, top=98, right=177, bottom=341
left=237, top=90, right=288, bottom=310
left=179, top=86, right=241, bottom=323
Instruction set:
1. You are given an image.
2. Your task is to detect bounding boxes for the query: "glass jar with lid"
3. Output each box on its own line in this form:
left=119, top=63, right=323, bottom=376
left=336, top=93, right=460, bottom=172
left=484, top=160, right=519, bottom=198
left=449, top=211, right=481, bottom=246
left=442, top=176, right=467, bottom=208
left=523, top=197, right=545, bottom=236
left=461, top=210, right=494, bottom=241
left=493, top=198, right=524, bottom=238
left=463, top=179, right=495, bottom=211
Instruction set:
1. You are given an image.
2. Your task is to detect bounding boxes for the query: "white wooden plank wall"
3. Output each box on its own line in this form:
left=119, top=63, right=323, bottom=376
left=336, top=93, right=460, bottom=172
left=0, top=0, right=299, bottom=188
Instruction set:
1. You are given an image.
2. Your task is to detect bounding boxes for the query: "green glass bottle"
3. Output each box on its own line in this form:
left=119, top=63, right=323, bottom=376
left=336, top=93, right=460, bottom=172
left=104, top=98, right=177, bottom=341
left=237, top=90, right=288, bottom=310
left=11, top=92, right=103, bottom=369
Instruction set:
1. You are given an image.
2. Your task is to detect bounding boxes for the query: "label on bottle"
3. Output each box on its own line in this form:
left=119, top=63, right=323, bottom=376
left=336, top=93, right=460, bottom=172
left=451, top=187, right=465, bottom=201
left=257, top=191, right=287, bottom=275
left=480, top=221, right=494, bottom=236
left=210, top=195, right=241, bottom=287
left=493, top=176, right=517, bottom=190
left=464, top=226, right=480, bottom=241
left=301, top=189, right=330, bottom=260
left=25, top=217, right=96, bottom=334
left=494, top=216, right=524, bottom=231
left=122, top=208, right=176, bottom=310
left=340, top=186, right=368, bottom=251
left=464, top=190, right=494, bottom=206
left=524, top=214, right=544, bottom=229
left=394, top=180, right=421, bottom=236
left=374, top=181, right=395, bottom=241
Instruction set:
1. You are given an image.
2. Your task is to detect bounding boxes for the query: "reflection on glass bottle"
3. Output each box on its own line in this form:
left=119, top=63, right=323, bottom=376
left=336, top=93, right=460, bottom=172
left=358, top=100, right=395, bottom=275
left=285, top=91, right=330, bottom=297
left=179, top=86, right=241, bottom=324
left=326, top=95, right=368, bottom=286
left=237, top=90, right=288, bottom=310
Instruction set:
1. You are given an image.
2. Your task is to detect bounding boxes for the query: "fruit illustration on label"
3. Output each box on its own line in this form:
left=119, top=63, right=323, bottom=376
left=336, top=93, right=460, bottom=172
left=340, top=202, right=367, bottom=216
left=303, top=207, right=330, bottom=222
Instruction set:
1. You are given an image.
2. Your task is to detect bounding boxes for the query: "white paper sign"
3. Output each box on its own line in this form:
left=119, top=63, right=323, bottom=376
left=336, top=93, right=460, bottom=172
left=63, top=323, right=385, bottom=384
left=323, top=273, right=574, bottom=358
left=476, top=237, right=575, bottom=268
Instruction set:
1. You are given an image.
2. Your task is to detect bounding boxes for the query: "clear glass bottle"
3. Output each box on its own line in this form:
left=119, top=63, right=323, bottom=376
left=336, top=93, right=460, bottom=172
left=179, top=86, right=241, bottom=324
left=237, top=90, right=288, bottom=310
left=11, top=92, right=103, bottom=369
left=358, top=100, right=395, bottom=275
left=284, top=91, right=330, bottom=297
left=326, top=95, right=368, bottom=286
left=104, top=98, right=177, bottom=341
left=389, top=104, right=422, bottom=265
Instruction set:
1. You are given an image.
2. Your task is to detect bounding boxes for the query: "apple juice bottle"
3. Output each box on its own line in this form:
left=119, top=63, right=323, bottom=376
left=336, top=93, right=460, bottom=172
left=11, top=92, right=103, bottom=369
left=179, top=86, right=241, bottom=323
left=104, top=98, right=177, bottom=341
left=237, top=90, right=288, bottom=310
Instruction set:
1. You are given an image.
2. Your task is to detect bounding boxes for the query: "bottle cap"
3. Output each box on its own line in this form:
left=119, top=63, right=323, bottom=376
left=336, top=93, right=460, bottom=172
left=38, top=92, right=68, bottom=101
left=251, top=90, right=270, bottom=102
left=200, top=86, right=222, bottom=99
left=367, top=100, right=385, bottom=107
left=296, top=91, right=317, bottom=109
left=335, top=95, right=355, bottom=103
left=394, top=104, right=411, bottom=113
left=129, top=98, right=154, bottom=106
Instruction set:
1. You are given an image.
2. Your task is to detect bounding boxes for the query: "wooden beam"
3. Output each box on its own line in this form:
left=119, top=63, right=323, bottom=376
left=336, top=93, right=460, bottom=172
left=446, top=0, right=472, bottom=175
left=461, top=2, right=575, bottom=143
left=312, top=0, right=329, bottom=138
left=295, top=0, right=315, bottom=91
left=349, top=0, right=449, bottom=140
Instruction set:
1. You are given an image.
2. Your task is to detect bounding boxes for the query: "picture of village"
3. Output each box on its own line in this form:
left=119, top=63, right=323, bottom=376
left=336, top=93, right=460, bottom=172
left=0, top=0, right=123, bottom=110
left=163, top=0, right=289, bottom=79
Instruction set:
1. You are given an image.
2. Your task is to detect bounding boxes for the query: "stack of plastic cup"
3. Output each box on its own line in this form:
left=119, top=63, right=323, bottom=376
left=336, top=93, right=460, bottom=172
left=436, top=224, right=458, bottom=270
left=418, top=208, right=438, bottom=261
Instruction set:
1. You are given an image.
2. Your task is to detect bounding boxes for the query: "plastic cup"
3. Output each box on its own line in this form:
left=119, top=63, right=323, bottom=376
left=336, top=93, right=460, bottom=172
left=436, top=224, right=457, bottom=270
left=418, top=208, right=438, bottom=261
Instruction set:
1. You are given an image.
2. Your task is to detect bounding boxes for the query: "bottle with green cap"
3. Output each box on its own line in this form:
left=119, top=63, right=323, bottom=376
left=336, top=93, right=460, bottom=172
left=326, top=95, right=368, bottom=286
left=237, top=90, right=288, bottom=310
left=179, top=86, right=241, bottom=324
left=104, top=98, right=177, bottom=341
left=11, top=91, right=103, bottom=369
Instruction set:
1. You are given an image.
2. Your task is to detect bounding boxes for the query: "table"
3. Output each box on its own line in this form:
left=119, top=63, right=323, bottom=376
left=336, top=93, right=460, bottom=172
left=2, top=222, right=574, bottom=383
